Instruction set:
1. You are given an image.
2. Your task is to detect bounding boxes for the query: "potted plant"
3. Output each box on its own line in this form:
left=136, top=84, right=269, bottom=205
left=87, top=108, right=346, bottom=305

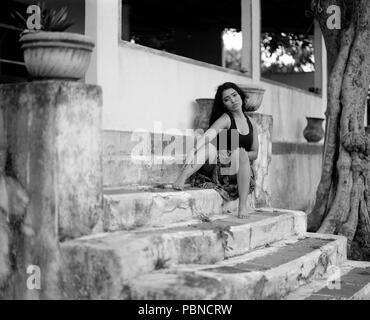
left=11, top=3, right=95, bottom=80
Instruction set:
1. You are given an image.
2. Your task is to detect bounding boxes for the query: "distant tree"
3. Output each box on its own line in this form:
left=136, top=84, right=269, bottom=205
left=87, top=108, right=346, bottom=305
left=224, top=48, right=242, bottom=71
left=261, top=32, right=315, bottom=74
left=223, top=32, right=315, bottom=74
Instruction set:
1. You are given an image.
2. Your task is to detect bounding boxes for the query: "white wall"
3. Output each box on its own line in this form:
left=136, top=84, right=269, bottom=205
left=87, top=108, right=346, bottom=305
left=85, top=0, right=326, bottom=143
left=113, top=43, right=325, bottom=143
left=271, top=153, right=322, bottom=212
left=260, top=79, right=324, bottom=142
left=115, top=42, right=254, bottom=132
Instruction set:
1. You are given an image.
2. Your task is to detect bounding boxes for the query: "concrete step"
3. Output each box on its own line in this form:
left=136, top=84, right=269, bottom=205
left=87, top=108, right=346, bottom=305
left=285, top=260, right=370, bottom=300
left=103, top=114, right=273, bottom=199
left=104, top=155, right=183, bottom=187
left=61, top=210, right=306, bottom=299
left=103, top=153, right=271, bottom=209
left=124, top=233, right=347, bottom=300
left=103, top=187, right=257, bottom=232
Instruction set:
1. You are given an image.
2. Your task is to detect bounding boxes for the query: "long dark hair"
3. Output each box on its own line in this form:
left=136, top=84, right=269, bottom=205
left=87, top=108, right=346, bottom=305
left=208, top=82, right=248, bottom=127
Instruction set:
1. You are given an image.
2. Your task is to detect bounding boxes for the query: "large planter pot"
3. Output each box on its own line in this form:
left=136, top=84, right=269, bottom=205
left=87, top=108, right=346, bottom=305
left=19, top=31, right=95, bottom=80
left=194, top=98, right=214, bottom=131
left=303, top=117, right=325, bottom=143
left=237, top=85, right=266, bottom=112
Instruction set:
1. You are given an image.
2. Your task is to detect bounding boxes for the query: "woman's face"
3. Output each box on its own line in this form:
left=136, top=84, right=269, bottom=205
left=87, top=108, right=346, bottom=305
left=222, top=88, right=243, bottom=112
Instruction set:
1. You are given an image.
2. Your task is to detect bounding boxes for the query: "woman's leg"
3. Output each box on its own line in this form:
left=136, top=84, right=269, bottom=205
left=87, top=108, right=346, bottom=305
left=231, top=148, right=254, bottom=218
left=173, top=143, right=217, bottom=190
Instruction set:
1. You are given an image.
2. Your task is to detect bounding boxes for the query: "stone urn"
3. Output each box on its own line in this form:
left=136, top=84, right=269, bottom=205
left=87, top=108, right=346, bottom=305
left=237, top=84, right=266, bottom=112
left=19, top=31, right=95, bottom=80
left=303, top=117, right=325, bottom=143
left=194, top=98, right=214, bottom=131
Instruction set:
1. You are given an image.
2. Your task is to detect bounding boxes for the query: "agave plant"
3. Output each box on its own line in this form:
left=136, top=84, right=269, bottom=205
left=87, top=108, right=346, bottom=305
left=10, top=2, right=74, bottom=32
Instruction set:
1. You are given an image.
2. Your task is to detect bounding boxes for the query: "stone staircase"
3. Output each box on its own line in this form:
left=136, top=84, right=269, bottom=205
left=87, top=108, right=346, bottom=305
left=61, top=195, right=370, bottom=300
left=102, top=112, right=273, bottom=208
left=59, top=118, right=370, bottom=300
left=3, top=81, right=368, bottom=300
left=285, top=260, right=370, bottom=300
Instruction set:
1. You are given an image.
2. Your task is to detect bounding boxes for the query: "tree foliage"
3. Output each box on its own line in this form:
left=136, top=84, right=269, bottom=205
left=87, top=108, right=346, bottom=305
left=224, top=32, right=315, bottom=74
left=261, top=32, right=314, bottom=74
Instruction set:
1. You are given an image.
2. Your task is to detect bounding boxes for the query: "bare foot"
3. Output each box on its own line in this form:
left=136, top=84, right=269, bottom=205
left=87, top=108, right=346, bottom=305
left=237, top=205, right=255, bottom=219
left=172, top=173, right=187, bottom=190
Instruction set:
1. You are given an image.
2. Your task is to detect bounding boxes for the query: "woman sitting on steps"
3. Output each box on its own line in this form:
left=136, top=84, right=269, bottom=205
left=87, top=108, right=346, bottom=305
left=173, top=82, right=259, bottom=218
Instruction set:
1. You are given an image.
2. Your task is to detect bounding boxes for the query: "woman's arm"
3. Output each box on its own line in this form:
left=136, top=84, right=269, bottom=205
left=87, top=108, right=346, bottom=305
left=247, top=118, right=259, bottom=161
left=184, top=114, right=230, bottom=165
left=194, top=114, right=230, bottom=150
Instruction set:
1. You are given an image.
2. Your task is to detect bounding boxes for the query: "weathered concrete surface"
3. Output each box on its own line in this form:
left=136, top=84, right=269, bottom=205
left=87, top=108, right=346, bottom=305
left=125, top=233, right=346, bottom=300
left=285, top=260, right=370, bottom=300
left=1, top=81, right=103, bottom=240
left=104, top=155, right=184, bottom=186
left=102, top=113, right=273, bottom=207
left=247, top=113, right=273, bottom=207
left=103, top=130, right=190, bottom=187
left=0, top=175, right=30, bottom=299
left=0, top=81, right=103, bottom=299
left=0, top=211, right=10, bottom=294
left=270, top=144, right=323, bottom=213
left=61, top=210, right=306, bottom=299
left=104, top=188, right=271, bottom=231
left=103, top=188, right=223, bottom=231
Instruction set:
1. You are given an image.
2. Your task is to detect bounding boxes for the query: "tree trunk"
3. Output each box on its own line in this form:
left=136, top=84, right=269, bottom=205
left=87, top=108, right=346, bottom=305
left=308, top=0, right=370, bottom=260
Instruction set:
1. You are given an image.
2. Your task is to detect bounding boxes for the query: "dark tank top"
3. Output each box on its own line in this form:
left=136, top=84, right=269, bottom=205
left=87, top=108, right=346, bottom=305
left=217, top=112, right=254, bottom=152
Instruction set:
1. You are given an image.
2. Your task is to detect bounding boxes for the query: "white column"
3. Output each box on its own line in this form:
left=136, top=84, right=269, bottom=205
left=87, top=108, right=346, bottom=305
left=322, top=38, right=328, bottom=112
left=84, top=0, right=120, bottom=129
left=85, top=0, right=98, bottom=84
left=241, top=0, right=261, bottom=81
left=314, top=21, right=327, bottom=111
left=241, top=0, right=252, bottom=76
left=251, top=0, right=261, bottom=82
left=314, top=21, right=322, bottom=92
left=84, top=0, right=120, bottom=84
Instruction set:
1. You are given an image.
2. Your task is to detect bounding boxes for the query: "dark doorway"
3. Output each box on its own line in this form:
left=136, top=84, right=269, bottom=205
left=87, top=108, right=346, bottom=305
left=122, top=0, right=241, bottom=67
left=0, top=0, right=28, bottom=83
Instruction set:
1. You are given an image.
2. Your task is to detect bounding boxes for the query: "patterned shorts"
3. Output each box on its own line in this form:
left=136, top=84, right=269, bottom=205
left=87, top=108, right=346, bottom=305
left=188, top=150, right=256, bottom=201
